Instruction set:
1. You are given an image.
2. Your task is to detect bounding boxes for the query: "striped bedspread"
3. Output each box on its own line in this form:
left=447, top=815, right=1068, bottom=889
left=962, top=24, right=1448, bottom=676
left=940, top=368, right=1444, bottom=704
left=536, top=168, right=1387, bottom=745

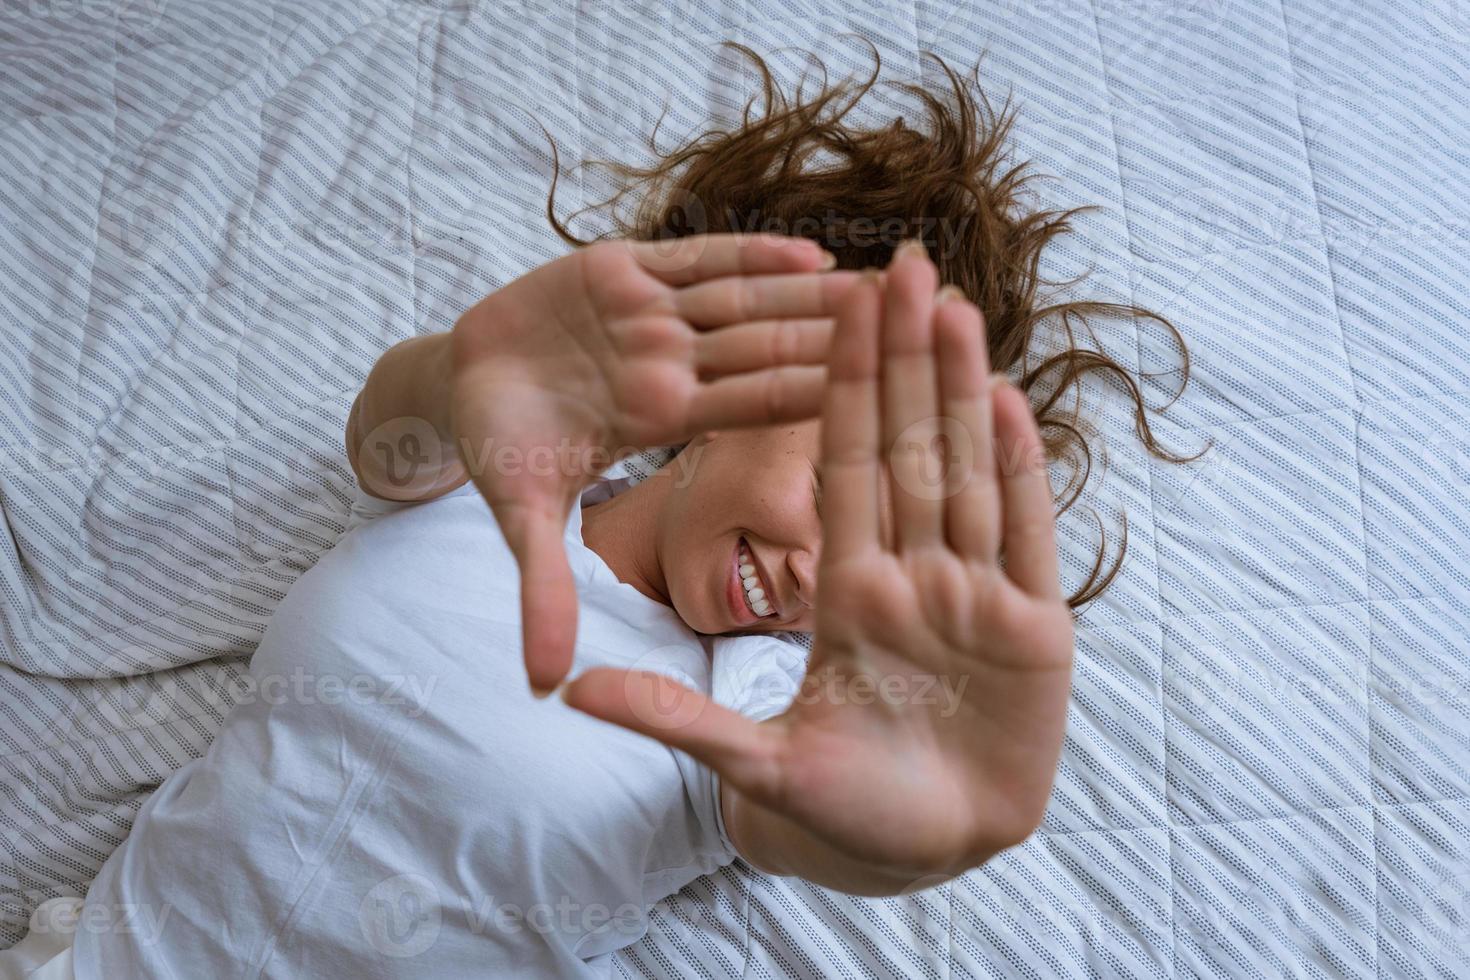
left=2, top=0, right=1468, bottom=976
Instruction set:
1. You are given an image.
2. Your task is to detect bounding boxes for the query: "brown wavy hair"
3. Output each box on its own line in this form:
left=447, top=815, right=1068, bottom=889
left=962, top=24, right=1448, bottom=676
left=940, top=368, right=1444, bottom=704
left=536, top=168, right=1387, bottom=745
left=544, top=42, right=1207, bottom=610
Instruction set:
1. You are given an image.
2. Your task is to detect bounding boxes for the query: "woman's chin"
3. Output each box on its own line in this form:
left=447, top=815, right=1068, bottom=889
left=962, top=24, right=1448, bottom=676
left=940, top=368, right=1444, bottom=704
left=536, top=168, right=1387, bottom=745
left=667, top=594, right=719, bottom=636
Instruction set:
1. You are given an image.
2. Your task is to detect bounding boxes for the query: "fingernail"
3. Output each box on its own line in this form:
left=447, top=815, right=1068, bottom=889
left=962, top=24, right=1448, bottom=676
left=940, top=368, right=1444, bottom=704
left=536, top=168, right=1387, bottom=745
left=896, top=238, right=927, bottom=260
left=530, top=682, right=558, bottom=700
left=936, top=284, right=965, bottom=304
left=990, top=373, right=1011, bottom=392
left=861, top=266, right=881, bottom=283
left=817, top=249, right=838, bottom=270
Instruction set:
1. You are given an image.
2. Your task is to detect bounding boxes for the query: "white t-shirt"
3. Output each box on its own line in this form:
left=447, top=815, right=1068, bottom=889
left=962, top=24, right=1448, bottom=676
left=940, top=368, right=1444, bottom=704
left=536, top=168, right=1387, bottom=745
left=71, top=475, right=805, bottom=979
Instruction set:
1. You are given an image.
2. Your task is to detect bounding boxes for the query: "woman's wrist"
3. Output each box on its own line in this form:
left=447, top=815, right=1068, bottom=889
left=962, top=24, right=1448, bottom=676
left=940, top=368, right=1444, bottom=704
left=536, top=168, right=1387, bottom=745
left=718, top=778, right=956, bottom=896
left=348, top=332, right=468, bottom=501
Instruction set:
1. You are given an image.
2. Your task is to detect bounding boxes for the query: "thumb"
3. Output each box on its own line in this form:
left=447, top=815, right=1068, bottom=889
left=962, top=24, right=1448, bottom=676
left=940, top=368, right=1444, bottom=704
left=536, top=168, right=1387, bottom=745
left=494, top=497, right=579, bottom=696
left=562, top=667, right=786, bottom=803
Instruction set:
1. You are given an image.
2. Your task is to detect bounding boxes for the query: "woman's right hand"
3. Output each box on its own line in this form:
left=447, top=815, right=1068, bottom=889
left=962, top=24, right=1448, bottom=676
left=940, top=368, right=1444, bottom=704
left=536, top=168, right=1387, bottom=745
left=448, top=234, right=859, bottom=694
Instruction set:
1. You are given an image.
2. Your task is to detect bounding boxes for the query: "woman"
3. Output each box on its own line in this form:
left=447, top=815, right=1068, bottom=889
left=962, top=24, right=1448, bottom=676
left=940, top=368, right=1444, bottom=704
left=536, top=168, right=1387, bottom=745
left=7, top=46, right=1192, bottom=979
left=2, top=236, right=1069, bottom=980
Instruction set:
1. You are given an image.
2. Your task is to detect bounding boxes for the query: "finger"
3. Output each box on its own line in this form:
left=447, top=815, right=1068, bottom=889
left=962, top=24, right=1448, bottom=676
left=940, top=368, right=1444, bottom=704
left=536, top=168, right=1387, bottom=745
left=692, top=318, right=833, bottom=378
left=992, top=380, right=1061, bottom=598
left=629, top=233, right=831, bottom=287
left=819, top=270, right=885, bottom=563
left=881, top=243, right=943, bottom=551
left=686, top=365, right=827, bottom=431
left=489, top=496, right=581, bottom=695
left=563, top=668, right=785, bottom=802
left=935, top=297, right=1001, bottom=559
left=674, top=271, right=862, bottom=327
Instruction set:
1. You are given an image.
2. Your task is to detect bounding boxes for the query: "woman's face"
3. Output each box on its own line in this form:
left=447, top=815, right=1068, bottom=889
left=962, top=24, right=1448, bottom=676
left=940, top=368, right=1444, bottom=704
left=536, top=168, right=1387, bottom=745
left=658, top=423, right=823, bottom=637
left=656, top=421, right=826, bottom=635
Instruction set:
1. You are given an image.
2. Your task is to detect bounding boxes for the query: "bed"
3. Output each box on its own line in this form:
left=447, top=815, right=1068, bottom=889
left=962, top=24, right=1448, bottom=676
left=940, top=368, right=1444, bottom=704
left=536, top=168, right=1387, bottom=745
left=2, top=0, right=1468, bottom=975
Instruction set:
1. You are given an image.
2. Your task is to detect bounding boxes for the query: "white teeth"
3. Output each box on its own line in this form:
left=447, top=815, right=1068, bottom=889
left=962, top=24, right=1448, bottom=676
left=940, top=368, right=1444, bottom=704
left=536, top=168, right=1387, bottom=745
left=737, top=544, right=774, bottom=618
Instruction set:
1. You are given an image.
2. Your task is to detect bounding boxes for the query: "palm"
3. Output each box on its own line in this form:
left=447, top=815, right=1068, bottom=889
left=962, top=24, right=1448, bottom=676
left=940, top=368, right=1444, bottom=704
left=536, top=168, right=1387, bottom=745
left=453, top=246, right=694, bottom=466
left=448, top=236, right=853, bottom=691
left=766, top=550, right=1073, bottom=870
left=566, top=246, right=1075, bottom=885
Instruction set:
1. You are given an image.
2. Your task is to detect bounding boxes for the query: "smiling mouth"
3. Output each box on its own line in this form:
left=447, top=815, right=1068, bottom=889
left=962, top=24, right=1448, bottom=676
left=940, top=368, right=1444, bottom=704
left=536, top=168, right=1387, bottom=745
left=732, top=536, right=777, bottom=622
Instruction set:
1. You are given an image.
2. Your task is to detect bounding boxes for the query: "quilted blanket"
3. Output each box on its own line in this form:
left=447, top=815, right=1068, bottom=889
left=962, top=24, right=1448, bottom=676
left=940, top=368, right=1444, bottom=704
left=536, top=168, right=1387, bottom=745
left=2, top=0, right=1468, bottom=976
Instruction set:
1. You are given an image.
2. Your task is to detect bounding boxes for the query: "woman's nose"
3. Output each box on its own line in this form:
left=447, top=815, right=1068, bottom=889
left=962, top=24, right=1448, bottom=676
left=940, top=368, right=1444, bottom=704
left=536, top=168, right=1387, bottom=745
left=790, top=547, right=819, bottom=608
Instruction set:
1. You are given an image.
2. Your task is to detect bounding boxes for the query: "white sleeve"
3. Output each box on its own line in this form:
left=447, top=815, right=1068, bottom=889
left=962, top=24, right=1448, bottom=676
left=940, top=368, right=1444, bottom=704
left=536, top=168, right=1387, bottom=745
left=616, top=638, right=743, bottom=873
left=705, top=632, right=810, bottom=856
left=342, top=480, right=480, bottom=533
left=710, top=631, right=809, bottom=722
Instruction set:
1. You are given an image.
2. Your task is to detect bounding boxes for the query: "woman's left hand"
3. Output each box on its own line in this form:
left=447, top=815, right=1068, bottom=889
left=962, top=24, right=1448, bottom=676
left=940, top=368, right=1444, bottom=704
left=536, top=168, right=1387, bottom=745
left=563, top=243, right=1074, bottom=891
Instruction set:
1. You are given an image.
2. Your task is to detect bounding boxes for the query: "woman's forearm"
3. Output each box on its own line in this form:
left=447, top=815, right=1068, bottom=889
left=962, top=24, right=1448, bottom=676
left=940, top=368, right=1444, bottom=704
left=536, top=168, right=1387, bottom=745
left=346, top=332, right=470, bottom=501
